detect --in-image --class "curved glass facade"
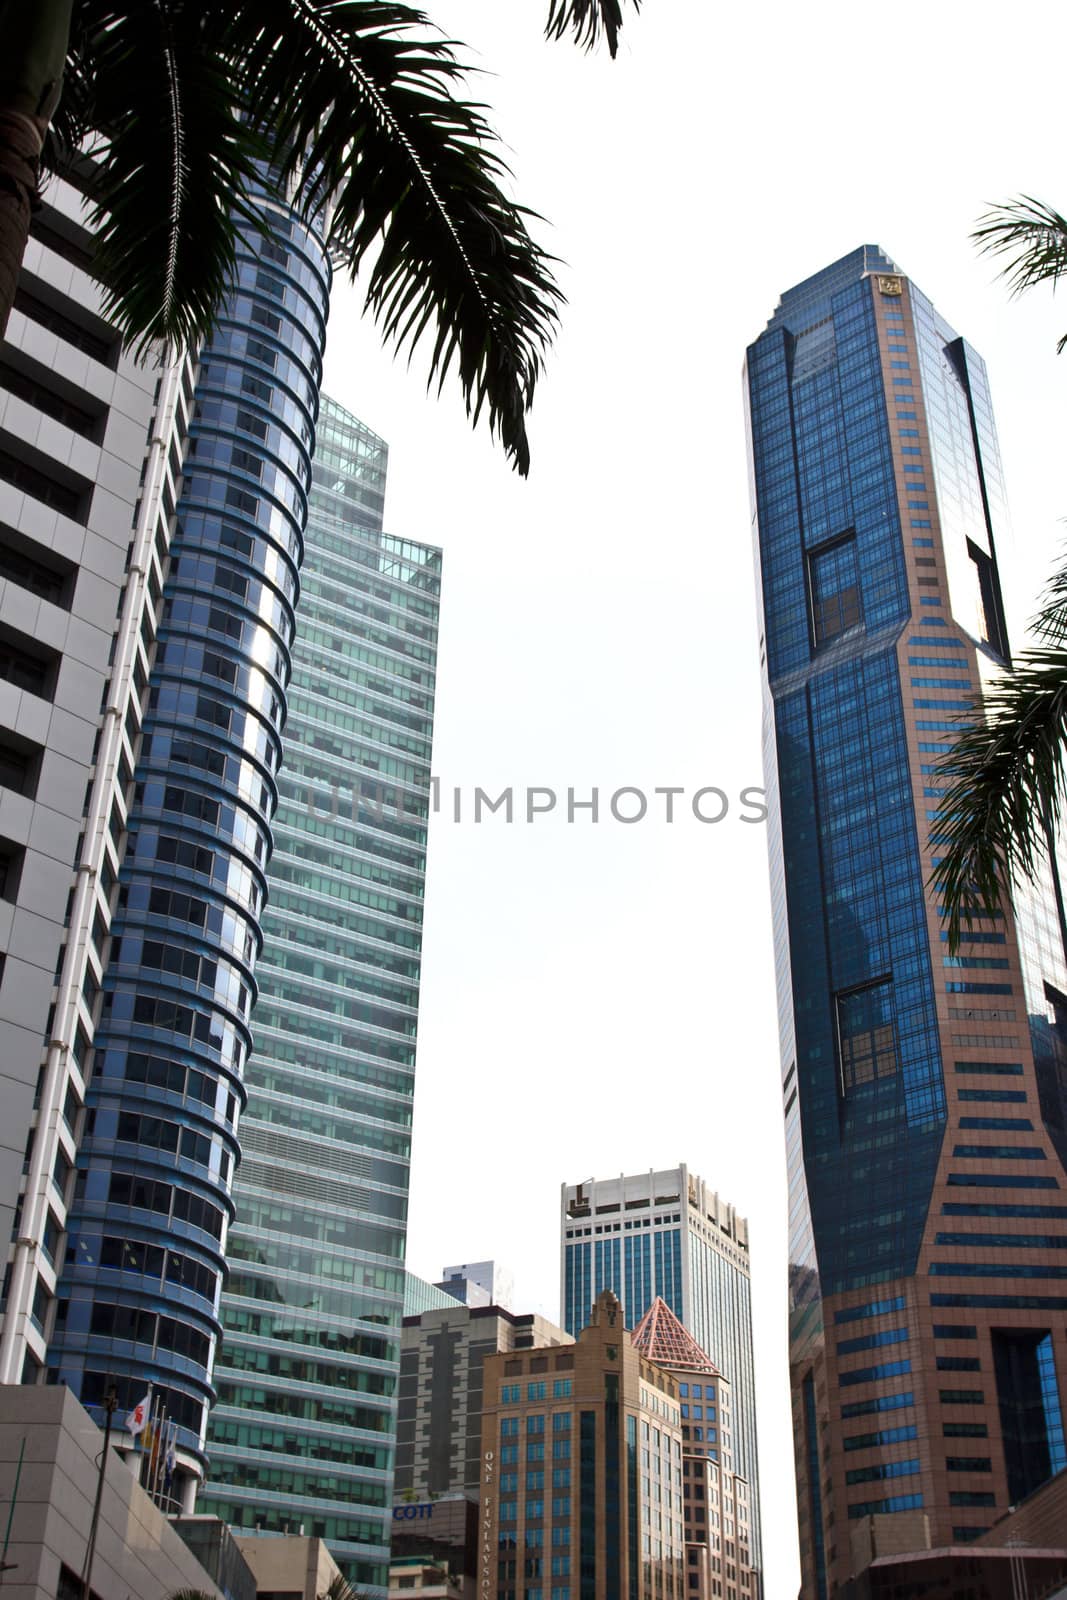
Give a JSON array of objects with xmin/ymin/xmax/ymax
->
[{"xmin": 47, "ymin": 195, "xmax": 330, "ymax": 1464}]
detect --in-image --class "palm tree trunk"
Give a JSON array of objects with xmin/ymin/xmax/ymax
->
[{"xmin": 0, "ymin": 0, "xmax": 74, "ymax": 339}]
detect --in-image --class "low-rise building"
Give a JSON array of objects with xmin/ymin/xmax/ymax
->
[
  {"xmin": 0, "ymin": 1386, "xmax": 247, "ymax": 1600},
  {"xmin": 389, "ymin": 1556, "xmax": 464, "ymax": 1598}
]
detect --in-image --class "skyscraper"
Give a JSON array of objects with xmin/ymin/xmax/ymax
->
[
  {"xmin": 560, "ymin": 1166, "xmax": 761, "ymax": 1576},
  {"xmin": 745, "ymin": 246, "xmax": 1067, "ymax": 1594},
  {"xmin": 199, "ymin": 396, "xmax": 441, "ymax": 1594},
  {"xmin": 41, "ymin": 183, "xmax": 330, "ymax": 1506},
  {"xmin": 0, "ymin": 158, "xmax": 190, "ymax": 1390}
]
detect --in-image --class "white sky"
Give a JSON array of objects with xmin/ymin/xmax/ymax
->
[{"xmin": 320, "ymin": 5, "xmax": 1067, "ymax": 1591}]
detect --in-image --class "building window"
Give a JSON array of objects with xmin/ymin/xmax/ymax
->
[
  {"xmin": 808, "ymin": 533, "xmax": 861, "ymax": 648},
  {"xmin": 837, "ymin": 977, "xmax": 897, "ymax": 1091}
]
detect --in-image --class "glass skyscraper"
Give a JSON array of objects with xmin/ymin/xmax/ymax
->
[
  {"xmin": 560, "ymin": 1166, "xmax": 761, "ymax": 1582},
  {"xmin": 200, "ymin": 396, "xmax": 441, "ymax": 1594},
  {"xmin": 46, "ymin": 187, "xmax": 331, "ymax": 1501},
  {"xmin": 745, "ymin": 247, "xmax": 1067, "ymax": 1594}
]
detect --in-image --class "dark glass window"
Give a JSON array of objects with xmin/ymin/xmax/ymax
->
[
  {"xmin": 837, "ymin": 978, "xmax": 897, "ymax": 1090},
  {"xmin": 993, "ymin": 1329, "xmax": 1067, "ymax": 1502},
  {"xmin": 809, "ymin": 533, "xmax": 861, "ymax": 647}
]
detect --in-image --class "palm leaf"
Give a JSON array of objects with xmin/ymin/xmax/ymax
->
[
  {"xmin": 544, "ymin": 0, "xmax": 638, "ymax": 57},
  {"xmin": 973, "ymin": 196, "xmax": 1067, "ymax": 352},
  {"xmin": 931, "ymin": 644, "xmax": 1067, "ymax": 949},
  {"xmin": 74, "ymin": 2, "xmax": 264, "ymax": 356},
  {"xmin": 228, "ymin": 1, "xmax": 562, "ymax": 475}
]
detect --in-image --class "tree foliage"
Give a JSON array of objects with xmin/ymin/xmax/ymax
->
[
  {"xmin": 933, "ymin": 195, "xmax": 1067, "ymax": 943},
  {"xmin": 8, "ymin": 0, "xmax": 643, "ymax": 474}
]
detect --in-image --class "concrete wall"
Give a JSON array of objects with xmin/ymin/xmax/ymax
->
[
  {"xmin": 233, "ymin": 1533, "xmax": 342, "ymax": 1600},
  {"xmin": 0, "ymin": 1385, "xmax": 225, "ymax": 1600}
]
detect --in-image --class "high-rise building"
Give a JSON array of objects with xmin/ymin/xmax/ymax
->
[
  {"xmin": 478, "ymin": 1289, "xmax": 687, "ymax": 1600},
  {"xmin": 396, "ymin": 1299, "xmax": 570, "ymax": 1505},
  {"xmin": 199, "ymin": 395, "xmax": 440, "ymax": 1592},
  {"xmin": 39, "ymin": 182, "xmax": 331, "ymax": 1508},
  {"xmin": 0, "ymin": 159, "xmax": 190, "ymax": 1396},
  {"xmin": 631, "ymin": 1298, "xmax": 758, "ymax": 1600},
  {"xmin": 745, "ymin": 246, "xmax": 1067, "ymax": 1594},
  {"xmin": 560, "ymin": 1166, "xmax": 760, "ymax": 1573}
]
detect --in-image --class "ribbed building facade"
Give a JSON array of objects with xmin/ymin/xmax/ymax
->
[
  {"xmin": 0, "ymin": 161, "xmax": 189, "ymax": 1393},
  {"xmin": 745, "ymin": 247, "xmax": 1067, "ymax": 1595},
  {"xmin": 200, "ymin": 396, "xmax": 441, "ymax": 1593},
  {"xmin": 39, "ymin": 183, "xmax": 331, "ymax": 1496},
  {"xmin": 560, "ymin": 1166, "xmax": 761, "ymax": 1577}
]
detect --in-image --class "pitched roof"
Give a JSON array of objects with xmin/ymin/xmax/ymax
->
[{"xmin": 630, "ymin": 1297, "xmax": 721, "ymax": 1376}]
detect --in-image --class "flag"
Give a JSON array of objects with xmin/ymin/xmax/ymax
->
[
  {"xmin": 164, "ymin": 1422, "xmax": 176, "ymax": 1487},
  {"xmin": 126, "ymin": 1392, "xmax": 151, "ymax": 1434}
]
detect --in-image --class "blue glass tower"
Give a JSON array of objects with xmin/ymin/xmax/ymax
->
[
  {"xmin": 746, "ymin": 248, "xmax": 1067, "ymax": 1593},
  {"xmin": 47, "ymin": 190, "xmax": 330, "ymax": 1488}
]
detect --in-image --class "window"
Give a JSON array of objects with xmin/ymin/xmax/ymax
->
[
  {"xmin": 837, "ymin": 978, "xmax": 897, "ymax": 1090},
  {"xmin": 993, "ymin": 1328, "xmax": 1067, "ymax": 1502},
  {"xmin": 0, "ymin": 620, "xmax": 59, "ymax": 698},
  {"xmin": 0, "ymin": 839, "xmax": 23, "ymax": 902},
  {"xmin": 0, "ymin": 730, "xmax": 41, "ymax": 797},
  {"xmin": 0, "ymin": 522, "xmax": 76, "ymax": 606},
  {"xmin": 809, "ymin": 533, "xmax": 861, "ymax": 647}
]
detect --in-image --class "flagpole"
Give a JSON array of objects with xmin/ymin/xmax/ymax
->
[
  {"xmin": 137, "ymin": 1386, "xmax": 155, "ymax": 1490},
  {"xmin": 150, "ymin": 1408, "xmax": 167, "ymax": 1506},
  {"xmin": 81, "ymin": 1387, "xmax": 117, "ymax": 1600}
]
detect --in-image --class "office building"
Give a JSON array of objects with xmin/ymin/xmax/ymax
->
[
  {"xmin": 560, "ymin": 1166, "xmax": 760, "ymax": 1572},
  {"xmin": 396, "ymin": 1300, "xmax": 570, "ymax": 1504},
  {"xmin": 390, "ymin": 1495, "xmax": 480, "ymax": 1600},
  {"xmin": 631, "ymin": 1298, "xmax": 758, "ymax": 1600},
  {"xmin": 39, "ymin": 181, "xmax": 330, "ymax": 1507},
  {"xmin": 0, "ymin": 159, "xmax": 190, "ymax": 1395},
  {"xmin": 439, "ymin": 1261, "xmax": 515, "ymax": 1311},
  {"xmin": 478, "ymin": 1289, "xmax": 686, "ymax": 1600},
  {"xmin": 405, "ymin": 1271, "xmax": 466, "ymax": 1318},
  {"xmin": 745, "ymin": 246, "xmax": 1067, "ymax": 1594},
  {"xmin": 199, "ymin": 396, "xmax": 441, "ymax": 1593},
  {"xmin": 0, "ymin": 1385, "xmax": 252, "ymax": 1600}
]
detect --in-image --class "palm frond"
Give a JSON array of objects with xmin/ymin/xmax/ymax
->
[
  {"xmin": 973, "ymin": 196, "xmax": 1067, "ymax": 353},
  {"xmin": 931, "ymin": 647, "xmax": 1067, "ymax": 949},
  {"xmin": 230, "ymin": 1, "xmax": 563, "ymax": 475},
  {"xmin": 73, "ymin": 2, "xmax": 264, "ymax": 354},
  {"xmin": 1030, "ymin": 542, "xmax": 1067, "ymax": 644},
  {"xmin": 544, "ymin": 0, "xmax": 637, "ymax": 58}
]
